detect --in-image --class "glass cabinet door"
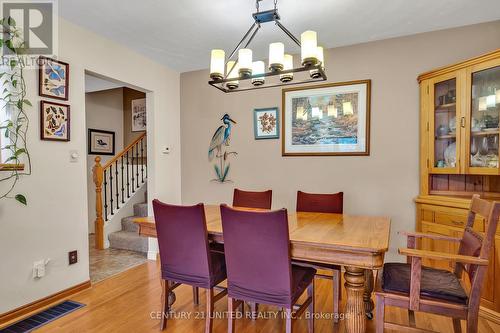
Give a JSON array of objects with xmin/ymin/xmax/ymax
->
[
  {"xmin": 432, "ymin": 78, "xmax": 459, "ymax": 172},
  {"xmin": 469, "ymin": 65, "xmax": 500, "ymax": 172}
]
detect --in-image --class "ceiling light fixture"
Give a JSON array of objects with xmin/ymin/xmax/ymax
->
[{"xmin": 208, "ymin": 0, "xmax": 327, "ymax": 93}]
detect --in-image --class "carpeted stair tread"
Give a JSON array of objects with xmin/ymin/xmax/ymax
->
[
  {"xmin": 121, "ymin": 216, "xmax": 141, "ymax": 232},
  {"xmin": 108, "ymin": 230, "xmax": 148, "ymax": 253},
  {"xmin": 133, "ymin": 202, "xmax": 148, "ymax": 217}
]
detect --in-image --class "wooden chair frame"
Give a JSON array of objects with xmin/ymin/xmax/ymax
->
[
  {"xmin": 161, "ymin": 280, "xmax": 227, "ymax": 333},
  {"xmin": 375, "ymin": 195, "xmax": 500, "ymax": 333},
  {"xmin": 227, "ymin": 280, "xmax": 315, "ymax": 333}
]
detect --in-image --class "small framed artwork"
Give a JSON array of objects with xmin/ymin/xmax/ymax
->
[
  {"xmin": 282, "ymin": 80, "xmax": 371, "ymax": 156},
  {"xmin": 40, "ymin": 101, "xmax": 70, "ymax": 141},
  {"xmin": 253, "ymin": 107, "xmax": 279, "ymax": 140},
  {"xmin": 38, "ymin": 56, "xmax": 69, "ymax": 101},
  {"xmin": 131, "ymin": 98, "xmax": 146, "ymax": 132},
  {"xmin": 88, "ymin": 129, "xmax": 115, "ymax": 155}
]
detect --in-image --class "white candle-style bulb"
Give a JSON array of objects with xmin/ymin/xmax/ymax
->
[
  {"xmin": 280, "ymin": 54, "xmax": 294, "ymax": 82},
  {"xmin": 210, "ymin": 49, "xmax": 225, "ymax": 80},
  {"xmin": 496, "ymin": 89, "xmax": 500, "ymax": 105},
  {"xmin": 238, "ymin": 48, "xmax": 253, "ymax": 76},
  {"xmin": 301, "ymin": 30, "xmax": 318, "ymax": 66},
  {"xmin": 269, "ymin": 42, "xmax": 284, "ymax": 71},
  {"xmin": 252, "ymin": 61, "xmax": 265, "ymax": 86},
  {"xmin": 226, "ymin": 61, "xmax": 239, "ymax": 90}
]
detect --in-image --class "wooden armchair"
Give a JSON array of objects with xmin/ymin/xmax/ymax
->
[{"xmin": 374, "ymin": 195, "xmax": 500, "ymax": 333}]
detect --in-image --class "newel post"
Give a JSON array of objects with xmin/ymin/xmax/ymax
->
[{"xmin": 93, "ymin": 156, "xmax": 105, "ymax": 249}]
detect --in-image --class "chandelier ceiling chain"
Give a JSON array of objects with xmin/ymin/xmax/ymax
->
[{"xmin": 209, "ymin": 0, "xmax": 327, "ymax": 93}]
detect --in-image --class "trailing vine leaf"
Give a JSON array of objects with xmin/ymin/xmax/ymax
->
[
  {"xmin": 14, "ymin": 194, "xmax": 26, "ymax": 205},
  {"xmin": 0, "ymin": 16, "xmax": 32, "ymax": 205}
]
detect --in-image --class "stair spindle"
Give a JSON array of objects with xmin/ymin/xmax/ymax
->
[
  {"xmin": 136, "ymin": 142, "xmax": 139, "ymax": 188},
  {"xmin": 131, "ymin": 145, "xmax": 135, "ymax": 193},
  {"xmin": 141, "ymin": 138, "xmax": 144, "ymax": 183},
  {"xmin": 115, "ymin": 160, "xmax": 119, "ymax": 210},
  {"xmin": 126, "ymin": 151, "xmax": 130, "ymax": 198},
  {"xmin": 103, "ymin": 168, "xmax": 108, "ymax": 221},
  {"xmin": 109, "ymin": 164, "xmax": 114, "ymax": 216},
  {"xmin": 121, "ymin": 156, "xmax": 125, "ymax": 203}
]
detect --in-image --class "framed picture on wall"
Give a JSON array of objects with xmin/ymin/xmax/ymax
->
[
  {"xmin": 253, "ymin": 107, "xmax": 279, "ymax": 139},
  {"xmin": 40, "ymin": 101, "xmax": 70, "ymax": 141},
  {"xmin": 88, "ymin": 129, "xmax": 115, "ymax": 155},
  {"xmin": 38, "ymin": 56, "xmax": 69, "ymax": 101},
  {"xmin": 282, "ymin": 80, "xmax": 371, "ymax": 156},
  {"xmin": 131, "ymin": 98, "xmax": 146, "ymax": 132}
]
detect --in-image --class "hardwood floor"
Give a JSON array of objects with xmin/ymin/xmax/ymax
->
[{"xmin": 5, "ymin": 261, "xmax": 500, "ymax": 332}]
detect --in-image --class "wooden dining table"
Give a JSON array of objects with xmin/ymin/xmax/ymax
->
[{"xmin": 134, "ymin": 205, "xmax": 391, "ymax": 333}]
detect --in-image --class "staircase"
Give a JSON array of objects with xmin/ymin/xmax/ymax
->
[
  {"xmin": 92, "ymin": 132, "xmax": 147, "ymax": 250},
  {"xmin": 108, "ymin": 193, "xmax": 149, "ymax": 253}
]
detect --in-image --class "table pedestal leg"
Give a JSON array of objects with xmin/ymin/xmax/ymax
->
[
  {"xmin": 344, "ymin": 266, "xmax": 366, "ymax": 333},
  {"xmin": 363, "ymin": 270, "xmax": 374, "ymax": 320}
]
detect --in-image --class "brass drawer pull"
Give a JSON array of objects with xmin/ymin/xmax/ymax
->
[{"xmin": 451, "ymin": 220, "xmax": 463, "ymax": 226}]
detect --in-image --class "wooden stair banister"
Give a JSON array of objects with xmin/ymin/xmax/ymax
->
[{"xmin": 93, "ymin": 133, "xmax": 147, "ymax": 249}]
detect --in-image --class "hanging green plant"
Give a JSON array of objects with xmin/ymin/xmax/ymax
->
[{"xmin": 0, "ymin": 17, "xmax": 32, "ymax": 205}]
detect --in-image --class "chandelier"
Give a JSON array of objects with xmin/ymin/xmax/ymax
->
[{"xmin": 208, "ymin": 0, "xmax": 327, "ymax": 93}]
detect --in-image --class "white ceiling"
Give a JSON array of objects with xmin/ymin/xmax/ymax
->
[
  {"xmin": 60, "ymin": 0, "xmax": 500, "ymax": 72},
  {"xmin": 85, "ymin": 74, "xmax": 123, "ymax": 93}
]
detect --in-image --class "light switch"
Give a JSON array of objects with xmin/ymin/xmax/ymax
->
[{"xmin": 70, "ymin": 150, "xmax": 79, "ymax": 162}]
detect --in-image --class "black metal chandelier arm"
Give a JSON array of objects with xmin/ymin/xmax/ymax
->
[
  {"xmin": 274, "ymin": 20, "xmax": 301, "ymax": 47},
  {"xmin": 224, "ymin": 23, "xmax": 261, "ymax": 80},
  {"xmin": 225, "ymin": 22, "xmax": 257, "ymax": 65}
]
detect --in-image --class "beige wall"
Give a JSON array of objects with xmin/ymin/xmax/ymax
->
[
  {"xmin": 85, "ymin": 88, "xmax": 125, "ymax": 234},
  {"xmin": 123, "ymin": 87, "xmax": 146, "ymax": 146},
  {"xmin": 181, "ymin": 21, "xmax": 500, "ymax": 261},
  {"xmin": 0, "ymin": 18, "xmax": 181, "ymax": 314}
]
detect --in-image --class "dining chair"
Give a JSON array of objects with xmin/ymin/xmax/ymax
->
[
  {"xmin": 294, "ymin": 190, "xmax": 343, "ymax": 324},
  {"xmin": 152, "ymin": 200, "xmax": 228, "ymax": 333},
  {"xmin": 220, "ymin": 204, "xmax": 316, "ymax": 333},
  {"xmin": 233, "ymin": 188, "xmax": 272, "ymax": 209},
  {"xmin": 374, "ymin": 195, "xmax": 500, "ymax": 333}
]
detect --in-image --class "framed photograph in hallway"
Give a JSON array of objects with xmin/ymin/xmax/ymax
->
[
  {"xmin": 282, "ymin": 80, "xmax": 371, "ymax": 156},
  {"xmin": 253, "ymin": 107, "xmax": 279, "ymax": 140},
  {"xmin": 88, "ymin": 129, "xmax": 115, "ymax": 155},
  {"xmin": 131, "ymin": 98, "xmax": 146, "ymax": 132},
  {"xmin": 40, "ymin": 101, "xmax": 70, "ymax": 141},
  {"xmin": 38, "ymin": 56, "xmax": 69, "ymax": 101}
]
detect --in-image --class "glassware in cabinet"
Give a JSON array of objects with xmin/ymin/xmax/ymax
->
[
  {"xmin": 432, "ymin": 78, "xmax": 459, "ymax": 171},
  {"xmin": 469, "ymin": 66, "xmax": 500, "ymax": 170}
]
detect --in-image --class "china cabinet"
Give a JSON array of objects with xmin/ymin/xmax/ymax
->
[{"xmin": 416, "ymin": 49, "xmax": 500, "ymax": 323}]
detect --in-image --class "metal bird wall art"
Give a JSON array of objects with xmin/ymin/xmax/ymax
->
[{"xmin": 208, "ymin": 114, "xmax": 237, "ymax": 183}]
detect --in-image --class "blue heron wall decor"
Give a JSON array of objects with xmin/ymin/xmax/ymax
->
[{"xmin": 208, "ymin": 114, "xmax": 237, "ymax": 182}]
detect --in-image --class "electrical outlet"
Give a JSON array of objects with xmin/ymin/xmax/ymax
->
[{"xmin": 69, "ymin": 250, "xmax": 78, "ymax": 265}]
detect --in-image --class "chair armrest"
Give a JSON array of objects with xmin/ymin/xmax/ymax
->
[
  {"xmin": 399, "ymin": 231, "xmax": 461, "ymax": 243},
  {"xmin": 399, "ymin": 248, "xmax": 489, "ymax": 265}
]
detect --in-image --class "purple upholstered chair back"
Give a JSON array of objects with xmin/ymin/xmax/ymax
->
[
  {"xmin": 220, "ymin": 204, "xmax": 293, "ymax": 306},
  {"xmin": 296, "ymin": 191, "xmax": 344, "ymax": 214},
  {"xmin": 152, "ymin": 200, "xmax": 212, "ymax": 286},
  {"xmin": 233, "ymin": 188, "xmax": 272, "ymax": 209}
]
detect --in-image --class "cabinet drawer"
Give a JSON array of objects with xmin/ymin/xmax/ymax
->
[{"xmin": 434, "ymin": 211, "xmax": 467, "ymax": 228}]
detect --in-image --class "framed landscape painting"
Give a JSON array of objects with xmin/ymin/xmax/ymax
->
[
  {"xmin": 282, "ymin": 80, "xmax": 371, "ymax": 156},
  {"xmin": 253, "ymin": 107, "xmax": 279, "ymax": 139},
  {"xmin": 40, "ymin": 101, "xmax": 70, "ymax": 141},
  {"xmin": 88, "ymin": 129, "xmax": 115, "ymax": 155},
  {"xmin": 38, "ymin": 56, "xmax": 69, "ymax": 101}
]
